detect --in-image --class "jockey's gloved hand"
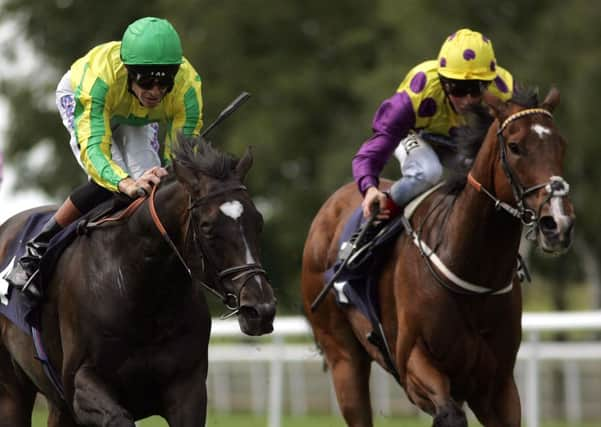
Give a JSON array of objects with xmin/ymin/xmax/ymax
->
[
  {"xmin": 362, "ymin": 187, "xmax": 392, "ymax": 220},
  {"xmin": 118, "ymin": 167, "xmax": 167, "ymax": 198}
]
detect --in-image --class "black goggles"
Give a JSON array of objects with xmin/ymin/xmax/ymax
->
[
  {"xmin": 131, "ymin": 73, "xmax": 175, "ymax": 90},
  {"xmin": 444, "ymin": 79, "xmax": 490, "ymax": 98}
]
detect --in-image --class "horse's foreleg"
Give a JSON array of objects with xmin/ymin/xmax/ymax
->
[
  {"xmin": 469, "ymin": 376, "xmax": 521, "ymax": 427},
  {"xmin": 0, "ymin": 343, "xmax": 37, "ymax": 427},
  {"xmin": 162, "ymin": 359, "xmax": 208, "ymax": 427},
  {"xmin": 405, "ymin": 346, "xmax": 467, "ymax": 427},
  {"xmin": 47, "ymin": 402, "xmax": 79, "ymax": 427},
  {"xmin": 71, "ymin": 366, "xmax": 135, "ymax": 427},
  {"xmin": 312, "ymin": 321, "xmax": 373, "ymax": 427}
]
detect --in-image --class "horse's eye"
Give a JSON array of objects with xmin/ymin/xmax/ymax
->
[
  {"xmin": 199, "ymin": 221, "xmax": 213, "ymax": 236},
  {"xmin": 508, "ymin": 142, "xmax": 521, "ymax": 155}
]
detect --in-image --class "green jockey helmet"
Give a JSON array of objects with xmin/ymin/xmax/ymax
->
[
  {"xmin": 121, "ymin": 17, "xmax": 183, "ymax": 66},
  {"xmin": 437, "ymin": 28, "xmax": 497, "ymax": 81}
]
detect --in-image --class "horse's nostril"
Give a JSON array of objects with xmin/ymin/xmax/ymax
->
[
  {"xmin": 239, "ymin": 306, "xmax": 260, "ymax": 320},
  {"xmin": 539, "ymin": 216, "xmax": 557, "ymax": 235}
]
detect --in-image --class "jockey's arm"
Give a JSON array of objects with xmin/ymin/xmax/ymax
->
[
  {"xmin": 75, "ymin": 81, "xmax": 129, "ymax": 193},
  {"xmin": 352, "ymin": 91, "xmax": 416, "ymax": 212},
  {"xmin": 164, "ymin": 68, "xmax": 204, "ymax": 163}
]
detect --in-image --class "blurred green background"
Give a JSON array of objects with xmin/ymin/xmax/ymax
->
[{"xmin": 1, "ymin": 0, "xmax": 600, "ymax": 314}]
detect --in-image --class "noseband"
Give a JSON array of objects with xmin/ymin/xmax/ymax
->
[
  {"xmin": 147, "ymin": 184, "xmax": 268, "ymax": 318},
  {"xmin": 468, "ymin": 108, "xmax": 570, "ymax": 235}
]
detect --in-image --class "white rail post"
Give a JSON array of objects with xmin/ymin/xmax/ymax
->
[
  {"xmin": 250, "ymin": 361, "xmax": 266, "ymax": 414},
  {"xmin": 525, "ymin": 330, "xmax": 540, "ymax": 427},
  {"xmin": 288, "ymin": 362, "xmax": 307, "ymax": 415},
  {"xmin": 268, "ymin": 334, "xmax": 284, "ymax": 427},
  {"xmin": 563, "ymin": 360, "xmax": 581, "ymax": 425}
]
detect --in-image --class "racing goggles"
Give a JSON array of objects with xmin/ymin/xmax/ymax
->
[
  {"xmin": 127, "ymin": 65, "xmax": 179, "ymax": 91},
  {"xmin": 132, "ymin": 72, "xmax": 175, "ymax": 90},
  {"xmin": 443, "ymin": 79, "xmax": 490, "ymax": 98}
]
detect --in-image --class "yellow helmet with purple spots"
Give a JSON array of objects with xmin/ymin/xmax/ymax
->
[{"xmin": 437, "ymin": 29, "xmax": 497, "ymax": 81}]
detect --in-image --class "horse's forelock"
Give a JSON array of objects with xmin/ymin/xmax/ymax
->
[
  {"xmin": 172, "ymin": 136, "xmax": 239, "ymax": 180},
  {"xmin": 510, "ymin": 84, "xmax": 539, "ymax": 108}
]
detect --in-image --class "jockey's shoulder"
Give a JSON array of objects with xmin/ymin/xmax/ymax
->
[
  {"xmin": 399, "ymin": 60, "xmax": 440, "ymax": 83},
  {"xmin": 489, "ymin": 65, "xmax": 513, "ymax": 101},
  {"xmin": 396, "ymin": 60, "xmax": 444, "ymax": 100}
]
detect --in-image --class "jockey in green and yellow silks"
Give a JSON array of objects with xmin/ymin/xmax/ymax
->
[
  {"xmin": 69, "ymin": 33, "xmax": 203, "ymax": 191},
  {"xmin": 7, "ymin": 17, "xmax": 204, "ymax": 298}
]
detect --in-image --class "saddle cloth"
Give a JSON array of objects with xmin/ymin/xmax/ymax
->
[{"xmin": 0, "ymin": 196, "xmax": 132, "ymax": 334}]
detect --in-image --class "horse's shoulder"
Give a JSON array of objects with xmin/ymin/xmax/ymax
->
[{"xmin": 409, "ymin": 186, "xmax": 456, "ymax": 226}]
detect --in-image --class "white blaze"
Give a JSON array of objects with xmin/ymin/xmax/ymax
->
[{"xmin": 219, "ymin": 200, "xmax": 263, "ymax": 288}]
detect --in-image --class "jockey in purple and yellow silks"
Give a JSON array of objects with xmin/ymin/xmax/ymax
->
[
  {"xmin": 7, "ymin": 17, "xmax": 203, "ymax": 298},
  {"xmin": 353, "ymin": 28, "xmax": 513, "ymax": 222}
]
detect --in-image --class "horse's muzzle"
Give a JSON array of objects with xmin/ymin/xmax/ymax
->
[
  {"xmin": 238, "ymin": 301, "xmax": 276, "ymax": 336},
  {"xmin": 537, "ymin": 212, "xmax": 575, "ymax": 255}
]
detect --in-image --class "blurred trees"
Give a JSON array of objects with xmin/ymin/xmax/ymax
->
[{"xmin": 0, "ymin": 0, "xmax": 599, "ymax": 312}]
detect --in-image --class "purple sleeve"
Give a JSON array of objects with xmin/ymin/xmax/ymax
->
[{"xmin": 352, "ymin": 91, "xmax": 416, "ymax": 195}]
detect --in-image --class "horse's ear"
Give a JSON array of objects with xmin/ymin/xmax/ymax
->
[
  {"xmin": 542, "ymin": 87, "xmax": 560, "ymax": 112},
  {"xmin": 483, "ymin": 91, "xmax": 507, "ymax": 120},
  {"xmin": 236, "ymin": 146, "xmax": 254, "ymax": 181}
]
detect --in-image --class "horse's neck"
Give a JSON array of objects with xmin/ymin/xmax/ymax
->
[
  {"xmin": 127, "ymin": 180, "xmax": 190, "ymax": 279},
  {"xmin": 429, "ymin": 126, "xmax": 522, "ymax": 288}
]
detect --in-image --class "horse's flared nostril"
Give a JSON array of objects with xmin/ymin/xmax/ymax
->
[{"xmin": 539, "ymin": 216, "xmax": 558, "ymax": 237}]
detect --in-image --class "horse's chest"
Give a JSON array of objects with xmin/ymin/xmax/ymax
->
[
  {"xmin": 91, "ymin": 312, "xmax": 209, "ymax": 378},
  {"xmin": 94, "ymin": 330, "xmax": 207, "ymax": 383}
]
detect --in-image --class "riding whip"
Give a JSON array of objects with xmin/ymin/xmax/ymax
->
[
  {"xmin": 136, "ymin": 91, "xmax": 252, "ymax": 198},
  {"xmin": 200, "ymin": 91, "xmax": 251, "ymax": 139}
]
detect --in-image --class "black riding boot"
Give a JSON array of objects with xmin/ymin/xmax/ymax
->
[
  {"xmin": 6, "ymin": 217, "xmax": 63, "ymax": 299},
  {"xmin": 338, "ymin": 219, "xmax": 384, "ymax": 267}
]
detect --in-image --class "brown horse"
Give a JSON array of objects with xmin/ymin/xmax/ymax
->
[
  {"xmin": 301, "ymin": 88, "xmax": 574, "ymax": 427},
  {"xmin": 0, "ymin": 138, "xmax": 276, "ymax": 426}
]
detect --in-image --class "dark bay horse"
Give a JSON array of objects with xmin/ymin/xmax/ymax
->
[
  {"xmin": 301, "ymin": 88, "xmax": 574, "ymax": 427},
  {"xmin": 0, "ymin": 138, "xmax": 276, "ymax": 426}
]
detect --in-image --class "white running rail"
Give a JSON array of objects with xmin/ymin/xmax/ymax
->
[{"xmin": 209, "ymin": 312, "xmax": 601, "ymax": 427}]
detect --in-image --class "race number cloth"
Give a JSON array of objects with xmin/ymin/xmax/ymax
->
[{"xmin": 0, "ymin": 212, "xmax": 55, "ymax": 333}]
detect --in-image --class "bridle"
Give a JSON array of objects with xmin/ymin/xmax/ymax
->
[
  {"xmin": 467, "ymin": 108, "xmax": 570, "ymax": 238},
  {"xmin": 408, "ymin": 107, "xmax": 570, "ymax": 296},
  {"xmin": 147, "ymin": 183, "xmax": 268, "ymax": 318}
]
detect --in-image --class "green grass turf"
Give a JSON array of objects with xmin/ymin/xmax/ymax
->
[{"xmin": 31, "ymin": 408, "xmax": 601, "ymax": 427}]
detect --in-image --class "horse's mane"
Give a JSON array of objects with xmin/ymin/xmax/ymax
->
[
  {"xmin": 167, "ymin": 136, "xmax": 239, "ymax": 182},
  {"xmin": 442, "ymin": 84, "xmax": 539, "ymax": 193}
]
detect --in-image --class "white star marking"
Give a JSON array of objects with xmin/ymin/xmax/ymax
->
[
  {"xmin": 532, "ymin": 124, "xmax": 551, "ymax": 138},
  {"xmin": 220, "ymin": 200, "xmax": 244, "ymax": 220}
]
